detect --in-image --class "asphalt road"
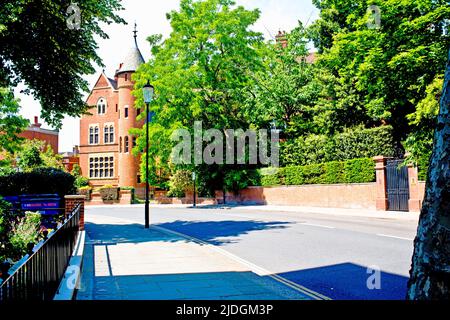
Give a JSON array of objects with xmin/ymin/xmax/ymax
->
[{"xmin": 85, "ymin": 205, "xmax": 418, "ymax": 300}]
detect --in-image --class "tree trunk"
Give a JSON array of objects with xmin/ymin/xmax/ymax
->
[{"xmin": 407, "ymin": 50, "xmax": 450, "ymax": 300}]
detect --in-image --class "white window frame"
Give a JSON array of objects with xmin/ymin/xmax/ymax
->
[
  {"xmin": 89, "ymin": 153, "xmax": 114, "ymax": 179},
  {"xmin": 104, "ymin": 123, "xmax": 115, "ymax": 144},
  {"xmin": 89, "ymin": 124, "xmax": 100, "ymax": 145},
  {"xmin": 97, "ymin": 98, "xmax": 107, "ymax": 115}
]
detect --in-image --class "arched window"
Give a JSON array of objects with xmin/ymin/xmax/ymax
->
[
  {"xmin": 124, "ymin": 136, "xmax": 129, "ymax": 153},
  {"xmin": 124, "ymin": 106, "xmax": 129, "ymax": 119},
  {"xmin": 119, "ymin": 137, "xmax": 122, "ymax": 153},
  {"xmin": 97, "ymin": 98, "xmax": 107, "ymax": 115}
]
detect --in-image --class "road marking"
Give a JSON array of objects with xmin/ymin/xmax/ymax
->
[
  {"xmin": 377, "ymin": 234, "xmax": 414, "ymax": 241},
  {"xmin": 300, "ymin": 223, "xmax": 336, "ymax": 229}
]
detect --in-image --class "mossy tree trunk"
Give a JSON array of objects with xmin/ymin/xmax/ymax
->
[{"xmin": 407, "ymin": 51, "xmax": 450, "ymax": 300}]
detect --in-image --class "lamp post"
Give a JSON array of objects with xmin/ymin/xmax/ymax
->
[
  {"xmin": 192, "ymin": 171, "xmax": 197, "ymax": 208},
  {"xmin": 142, "ymin": 81, "xmax": 154, "ymax": 229}
]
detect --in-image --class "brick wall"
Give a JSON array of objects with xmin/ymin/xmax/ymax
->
[{"xmin": 216, "ymin": 184, "xmax": 377, "ymax": 209}]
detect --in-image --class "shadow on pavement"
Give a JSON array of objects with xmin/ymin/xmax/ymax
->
[
  {"xmin": 278, "ymin": 262, "xmax": 409, "ymax": 300},
  {"xmin": 154, "ymin": 220, "xmax": 291, "ymax": 245},
  {"xmin": 85, "ymin": 219, "xmax": 291, "ymax": 246}
]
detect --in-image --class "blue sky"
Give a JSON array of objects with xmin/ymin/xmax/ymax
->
[{"xmin": 16, "ymin": 0, "xmax": 319, "ymax": 152}]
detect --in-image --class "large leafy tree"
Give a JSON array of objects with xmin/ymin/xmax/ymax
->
[
  {"xmin": 0, "ymin": 0, "xmax": 125, "ymax": 128},
  {"xmin": 309, "ymin": 0, "xmax": 449, "ymax": 152},
  {"xmin": 407, "ymin": 50, "xmax": 449, "ymax": 300},
  {"xmin": 243, "ymin": 24, "xmax": 321, "ymax": 138},
  {"xmin": 132, "ymin": 0, "xmax": 264, "ymax": 194}
]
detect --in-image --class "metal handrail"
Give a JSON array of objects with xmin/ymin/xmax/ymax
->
[{"xmin": 0, "ymin": 204, "xmax": 81, "ymax": 301}]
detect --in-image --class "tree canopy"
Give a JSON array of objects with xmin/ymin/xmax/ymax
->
[
  {"xmin": 0, "ymin": 0, "xmax": 125, "ymax": 128},
  {"xmin": 132, "ymin": 0, "xmax": 265, "ymax": 194}
]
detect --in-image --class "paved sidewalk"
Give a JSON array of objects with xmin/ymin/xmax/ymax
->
[{"xmin": 76, "ymin": 215, "xmax": 315, "ymax": 300}]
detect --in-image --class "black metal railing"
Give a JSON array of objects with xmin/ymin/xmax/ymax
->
[{"xmin": 0, "ymin": 204, "xmax": 81, "ymax": 301}]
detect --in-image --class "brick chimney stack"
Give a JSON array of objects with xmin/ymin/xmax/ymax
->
[
  {"xmin": 32, "ymin": 116, "xmax": 42, "ymax": 128},
  {"xmin": 275, "ymin": 31, "xmax": 288, "ymax": 48}
]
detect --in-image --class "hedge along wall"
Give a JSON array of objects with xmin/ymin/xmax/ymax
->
[
  {"xmin": 280, "ymin": 125, "xmax": 395, "ymax": 167},
  {"xmin": 256, "ymin": 158, "xmax": 375, "ymax": 187}
]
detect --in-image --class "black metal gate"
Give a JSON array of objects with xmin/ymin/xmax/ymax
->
[{"xmin": 386, "ymin": 159, "xmax": 409, "ymax": 212}]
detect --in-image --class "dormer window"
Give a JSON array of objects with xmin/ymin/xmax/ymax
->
[{"xmin": 97, "ymin": 98, "xmax": 107, "ymax": 115}]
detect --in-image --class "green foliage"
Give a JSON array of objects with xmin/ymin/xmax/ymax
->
[
  {"xmin": 0, "ymin": 168, "xmax": 76, "ymax": 197},
  {"xmin": 243, "ymin": 24, "xmax": 321, "ymax": 137},
  {"xmin": 1, "ymin": 199, "xmax": 41, "ymax": 263},
  {"xmin": 0, "ymin": 0, "xmax": 125, "ymax": 127},
  {"xmin": 72, "ymin": 164, "xmax": 89, "ymax": 188},
  {"xmin": 8, "ymin": 212, "xmax": 41, "ymax": 260},
  {"xmin": 281, "ymin": 134, "xmax": 329, "ymax": 167},
  {"xmin": 342, "ymin": 158, "xmax": 376, "ymax": 183},
  {"xmin": 224, "ymin": 169, "xmax": 260, "ymax": 193},
  {"xmin": 9, "ymin": 139, "xmax": 64, "ymax": 172},
  {"xmin": 281, "ymin": 126, "xmax": 395, "ymax": 166},
  {"xmin": 309, "ymin": 0, "xmax": 449, "ymax": 147},
  {"xmin": 257, "ymin": 167, "xmax": 282, "ymax": 187},
  {"xmin": 133, "ymin": 0, "xmax": 265, "ymax": 188},
  {"xmin": 167, "ymin": 170, "xmax": 193, "ymax": 198},
  {"xmin": 258, "ymin": 158, "xmax": 375, "ymax": 187},
  {"xmin": 329, "ymin": 126, "xmax": 396, "ymax": 161},
  {"xmin": 0, "ymin": 87, "xmax": 29, "ymax": 154},
  {"xmin": 0, "ymin": 199, "xmax": 13, "ymax": 262},
  {"xmin": 403, "ymin": 76, "xmax": 443, "ymax": 181}
]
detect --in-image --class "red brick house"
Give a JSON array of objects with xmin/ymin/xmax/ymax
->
[
  {"xmin": 79, "ymin": 33, "xmax": 145, "ymax": 192},
  {"xmin": 19, "ymin": 116, "xmax": 59, "ymax": 153}
]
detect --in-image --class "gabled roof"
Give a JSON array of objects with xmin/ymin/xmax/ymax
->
[{"xmin": 116, "ymin": 43, "xmax": 145, "ymax": 75}]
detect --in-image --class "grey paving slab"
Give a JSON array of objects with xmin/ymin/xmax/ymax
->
[{"xmin": 77, "ymin": 214, "xmax": 312, "ymax": 300}]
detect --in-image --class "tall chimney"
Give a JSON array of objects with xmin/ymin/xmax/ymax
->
[
  {"xmin": 33, "ymin": 116, "xmax": 42, "ymax": 128},
  {"xmin": 275, "ymin": 31, "xmax": 288, "ymax": 48}
]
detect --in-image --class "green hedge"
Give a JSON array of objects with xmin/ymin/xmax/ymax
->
[
  {"xmin": 252, "ymin": 158, "xmax": 375, "ymax": 187},
  {"xmin": 0, "ymin": 168, "xmax": 76, "ymax": 197},
  {"xmin": 281, "ymin": 125, "xmax": 395, "ymax": 167}
]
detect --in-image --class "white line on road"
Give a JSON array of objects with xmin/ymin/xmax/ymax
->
[
  {"xmin": 300, "ymin": 223, "xmax": 336, "ymax": 229},
  {"xmin": 377, "ymin": 234, "xmax": 414, "ymax": 241}
]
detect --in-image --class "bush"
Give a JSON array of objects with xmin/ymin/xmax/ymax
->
[
  {"xmin": 8, "ymin": 212, "xmax": 41, "ymax": 260},
  {"xmin": 224, "ymin": 169, "xmax": 260, "ymax": 193},
  {"xmin": 262, "ymin": 158, "xmax": 375, "ymax": 187},
  {"xmin": 281, "ymin": 126, "xmax": 396, "ymax": 166},
  {"xmin": 168, "ymin": 170, "xmax": 194, "ymax": 197},
  {"xmin": 257, "ymin": 167, "xmax": 282, "ymax": 187},
  {"xmin": 342, "ymin": 158, "xmax": 376, "ymax": 183},
  {"xmin": 330, "ymin": 126, "xmax": 396, "ymax": 161},
  {"xmin": 0, "ymin": 168, "xmax": 76, "ymax": 197},
  {"xmin": 75, "ymin": 176, "xmax": 89, "ymax": 188},
  {"xmin": 281, "ymin": 135, "xmax": 329, "ymax": 167}
]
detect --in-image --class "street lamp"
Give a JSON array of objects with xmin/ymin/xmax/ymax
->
[
  {"xmin": 142, "ymin": 81, "xmax": 154, "ymax": 229},
  {"xmin": 192, "ymin": 171, "xmax": 197, "ymax": 208}
]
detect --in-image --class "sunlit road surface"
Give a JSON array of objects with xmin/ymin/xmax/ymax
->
[{"xmin": 85, "ymin": 205, "xmax": 418, "ymax": 300}]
